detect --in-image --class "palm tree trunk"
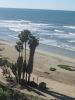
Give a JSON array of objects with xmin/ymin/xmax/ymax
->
[
  {"xmin": 25, "ymin": 42, "xmax": 27, "ymax": 81},
  {"xmin": 28, "ymin": 73, "xmax": 31, "ymax": 82},
  {"xmin": 21, "ymin": 50, "xmax": 23, "ymax": 57},
  {"xmin": 22, "ymin": 42, "xmax": 27, "ymax": 80},
  {"xmin": 27, "ymin": 48, "xmax": 35, "ymax": 82},
  {"xmin": 25, "ymin": 42, "xmax": 26, "ymax": 61},
  {"xmin": 23, "ymin": 72, "xmax": 25, "ymax": 80},
  {"xmin": 26, "ymin": 73, "xmax": 27, "ymax": 82}
]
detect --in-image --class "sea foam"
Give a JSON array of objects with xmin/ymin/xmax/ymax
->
[{"xmin": 0, "ymin": 19, "xmax": 75, "ymax": 52}]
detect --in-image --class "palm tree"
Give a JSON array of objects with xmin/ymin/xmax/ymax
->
[
  {"xmin": 15, "ymin": 41, "xmax": 23, "ymax": 57},
  {"xmin": 27, "ymin": 36, "xmax": 39, "ymax": 82},
  {"xmin": 17, "ymin": 56, "xmax": 23, "ymax": 83},
  {"xmin": 15, "ymin": 41, "xmax": 23, "ymax": 83},
  {"xmin": 18, "ymin": 30, "xmax": 31, "ymax": 80}
]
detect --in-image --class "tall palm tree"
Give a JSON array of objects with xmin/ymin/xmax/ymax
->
[
  {"xmin": 15, "ymin": 41, "xmax": 23, "ymax": 83},
  {"xmin": 15, "ymin": 41, "xmax": 23, "ymax": 57},
  {"xmin": 17, "ymin": 56, "xmax": 23, "ymax": 83},
  {"xmin": 18, "ymin": 30, "xmax": 31, "ymax": 80},
  {"xmin": 27, "ymin": 36, "xmax": 39, "ymax": 82}
]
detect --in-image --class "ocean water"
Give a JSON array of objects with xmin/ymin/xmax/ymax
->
[{"xmin": 0, "ymin": 8, "xmax": 75, "ymax": 58}]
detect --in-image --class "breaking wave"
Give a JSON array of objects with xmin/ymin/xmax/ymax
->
[{"xmin": 0, "ymin": 19, "xmax": 75, "ymax": 51}]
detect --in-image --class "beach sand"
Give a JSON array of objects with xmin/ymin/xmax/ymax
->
[{"xmin": 0, "ymin": 40, "xmax": 75, "ymax": 99}]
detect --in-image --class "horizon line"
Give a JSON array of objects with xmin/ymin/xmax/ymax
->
[{"xmin": 0, "ymin": 7, "xmax": 75, "ymax": 12}]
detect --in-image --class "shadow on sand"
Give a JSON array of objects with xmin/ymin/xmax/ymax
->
[
  {"xmin": 6, "ymin": 80, "xmax": 75, "ymax": 100},
  {"xmin": 20, "ymin": 80, "xmax": 75, "ymax": 100},
  {"xmin": 43, "ymin": 89, "xmax": 75, "ymax": 100}
]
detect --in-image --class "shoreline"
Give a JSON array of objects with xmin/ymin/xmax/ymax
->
[
  {"xmin": 38, "ymin": 43, "xmax": 75, "ymax": 59},
  {"xmin": 0, "ymin": 39, "xmax": 75, "ymax": 63},
  {"xmin": 36, "ymin": 49, "xmax": 75, "ymax": 63}
]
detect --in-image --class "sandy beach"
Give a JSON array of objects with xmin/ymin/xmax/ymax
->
[{"xmin": 0, "ymin": 40, "xmax": 75, "ymax": 99}]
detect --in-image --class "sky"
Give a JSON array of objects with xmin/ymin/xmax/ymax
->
[{"xmin": 0, "ymin": 0, "xmax": 75, "ymax": 11}]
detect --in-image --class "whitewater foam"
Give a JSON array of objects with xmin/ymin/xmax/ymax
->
[
  {"xmin": 64, "ymin": 26, "xmax": 75, "ymax": 29},
  {"xmin": 54, "ymin": 29, "xmax": 64, "ymax": 33},
  {"xmin": 0, "ymin": 19, "xmax": 75, "ymax": 52},
  {"xmin": 40, "ymin": 38, "xmax": 75, "ymax": 51}
]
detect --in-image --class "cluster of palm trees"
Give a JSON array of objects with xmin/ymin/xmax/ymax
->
[{"xmin": 12, "ymin": 30, "xmax": 39, "ymax": 83}]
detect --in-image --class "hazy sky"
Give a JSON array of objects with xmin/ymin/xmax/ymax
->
[{"xmin": 0, "ymin": 0, "xmax": 75, "ymax": 11}]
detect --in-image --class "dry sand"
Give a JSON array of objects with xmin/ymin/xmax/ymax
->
[{"xmin": 0, "ymin": 40, "xmax": 75, "ymax": 99}]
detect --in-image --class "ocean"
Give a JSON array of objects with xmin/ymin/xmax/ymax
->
[{"xmin": 0, "ymin": 8, "xmax": 75, "ymax": 58}]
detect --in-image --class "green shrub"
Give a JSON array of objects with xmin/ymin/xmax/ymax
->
[
  {"xmin": 58, "ymin": 65, "xmax": 75, "ymax": 71},
  {"xmin": 0, "ymin": 88, "xmax": 10, "ymax": 100},
  {"xmin": 6, "ymin": 76, "xmax": 14, "ymax": 83}
]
